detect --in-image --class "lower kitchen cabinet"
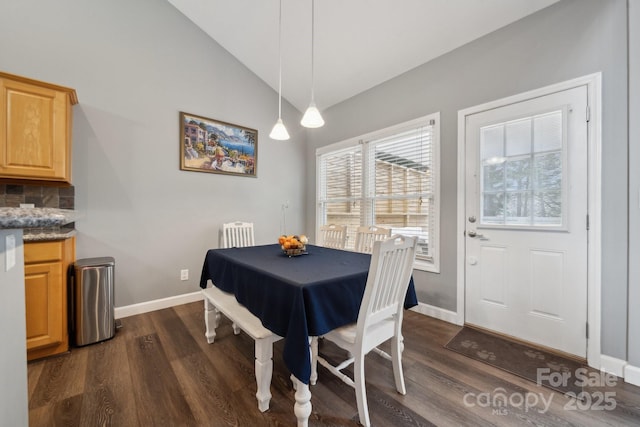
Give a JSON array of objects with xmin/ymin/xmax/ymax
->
[{"xmin": 24, "ymin": 237, "xmax": 75, "ymax": 361}]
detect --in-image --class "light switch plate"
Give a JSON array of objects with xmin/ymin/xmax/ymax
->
[{"xmin": 5, "ymin": 234, "xmax": 16, "ymax": 272}]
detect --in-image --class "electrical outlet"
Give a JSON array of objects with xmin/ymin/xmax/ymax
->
[{"xmin": 180, "ymin": 269, "xmax": 189, "ymax": 281}]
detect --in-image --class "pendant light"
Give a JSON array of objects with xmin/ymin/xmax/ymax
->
[
  {"xmin": 300, "ymin": 0, "xmax": 325, "ymax": 128},
  {"xmin": 270, "ymin": 0, "xmax": 290, "ymax": 140}
]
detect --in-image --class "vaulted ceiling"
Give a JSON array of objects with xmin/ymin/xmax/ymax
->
[{"xmin": 168, "ymin": 0, "xmax": 559, "ymax": 112}]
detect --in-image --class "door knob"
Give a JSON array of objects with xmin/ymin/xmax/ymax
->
[
  {"xmin": 468, "ymin": 216, "xmax": 476, "ymax": 223},
  {"xmin": 467, "ymin": 230, "xmax": 486, "ymax": 239}
]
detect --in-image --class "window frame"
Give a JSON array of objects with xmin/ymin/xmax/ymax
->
[{"xmin": 316, "ymin": 113, "xmax": 440, "ymax": 273}]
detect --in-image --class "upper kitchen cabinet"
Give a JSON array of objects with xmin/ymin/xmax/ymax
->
[{"xmin": 0, "ymin": 71, "xmax": 78, "ymax": 183}]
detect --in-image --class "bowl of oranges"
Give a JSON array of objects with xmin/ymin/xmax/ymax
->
[{"xmin": 279, "ymin": 234, "xmax": 309, "ymax": 257}]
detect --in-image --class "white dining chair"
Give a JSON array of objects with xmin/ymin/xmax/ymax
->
[
  {"xmin": 353, "ymin": 225, "xmax": 391, "ymax": 254},
  {"xmin": 222, "ymin": 221, "xmax": 255, "ymax": 248},
  {"xmin": 313, "ymin": 235, "xmax": 418, "ymax": 427},
  {"xmin": 319, "ymin": 224, "xmax": 347, "ymax": 249}
]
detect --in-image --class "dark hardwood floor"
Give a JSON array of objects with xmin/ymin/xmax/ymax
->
[{"xmin": 28, "ymin": 302, "xmax": 640, "ymax": 426}]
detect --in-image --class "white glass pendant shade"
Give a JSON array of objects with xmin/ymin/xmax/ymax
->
[
  {"xmin": 301, "ymin": 100, "xmax": 325, "ymax": 128},
  {"xmin": 269, "ymin": 118, "xmax": 290, "ymax": 140}
]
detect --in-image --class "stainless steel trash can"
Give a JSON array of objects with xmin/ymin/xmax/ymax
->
[{"xmin": 71, "ymin": 257, "xmax": 115, "ymax": 346}]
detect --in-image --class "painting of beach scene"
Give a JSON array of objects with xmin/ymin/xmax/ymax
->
[{"xmin": 179, "ymin": 111, "xmax": 257, "ymax": 177}]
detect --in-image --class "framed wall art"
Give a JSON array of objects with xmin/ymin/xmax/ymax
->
[{"xmin": 180, "ymin": 111, "xmax": 257, "ymax": 177}]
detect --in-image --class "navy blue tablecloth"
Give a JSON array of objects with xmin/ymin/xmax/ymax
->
[{"xmin": 199, "ymin": 244, "xmax": 418, "ymax": 384}]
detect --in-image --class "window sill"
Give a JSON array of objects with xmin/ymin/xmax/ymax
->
[{"xmin": 414, "ymin": 258, "xmax": 439, "ymax": 273}]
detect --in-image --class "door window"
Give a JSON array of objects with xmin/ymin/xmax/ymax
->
[{"xmin": 480, "ymin": 110, "xmax": 566, "ymax": 228}]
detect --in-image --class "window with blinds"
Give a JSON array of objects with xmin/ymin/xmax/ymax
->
[{"xmin": 317, "ymin": 113, "xmax": 440, "ymax": 272}]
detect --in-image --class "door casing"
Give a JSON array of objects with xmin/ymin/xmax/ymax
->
[{"xmin": 456, "ymin": 73, "xmax": 602, "ymax": 369}]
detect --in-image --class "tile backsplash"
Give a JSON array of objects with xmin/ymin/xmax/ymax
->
[{"xmin": 0, "ymin": 183, "xmax": 74, "ymax": 209}]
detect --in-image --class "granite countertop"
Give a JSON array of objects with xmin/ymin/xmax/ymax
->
[
  {"xmin": 22, "ymin": 227, "xmax": 76, "ymax": 242},
  {"xmin": 0, "ymin": 207, "xmax": 77, "ymax": 231}
]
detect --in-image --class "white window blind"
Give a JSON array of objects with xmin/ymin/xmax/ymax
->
[
  {"xmin": 317, "ymin": 113, "xmax": 440, "ymax": 272},
  {"xmin": 318, "ymin": 145, "xmax": 363, "ymax": 248}
]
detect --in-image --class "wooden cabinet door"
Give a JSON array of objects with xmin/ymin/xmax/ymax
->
[
  {"xmin": 24, "ymin": 261, "xmax": 65, "ymax": 352},
  {"xmin": 24, "ymin": 237, "xmax": 74, "ymax": 360},
  {"xmin": 0, "ymin": 76, "xmax": 73, "ymax": 182}
]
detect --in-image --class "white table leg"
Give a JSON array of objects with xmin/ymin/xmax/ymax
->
[
  {"xmin": 293, "ymin": 378, "xmax": 311, "ymax": 427},
  {"xmin": 204, "ymin": 297, "xmax": 220, "ymax": 344},
  {"xmin": 293, "ymin": 335, "xmax": 314, "ymax": 426}
]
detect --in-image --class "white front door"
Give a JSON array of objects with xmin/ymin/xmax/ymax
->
[{"xmin": 465, "ymin": 85, "xmax": 589, "ymax": 358}]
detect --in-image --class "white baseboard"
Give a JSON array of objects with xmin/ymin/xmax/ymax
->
[
  {"xmin": 115, "ymin": 291, "xmax": 204, "ymax": 319},
  {"xmin": 624, "ymin": 364, "xmax": 640, "ymax": 387},
  {"xmin": 411, "ymin": 302, "xmax": 461, "ymax": 325},
  {"xmin": 599, "ymin": 354, "xmax": 627, "ymax": 377}
]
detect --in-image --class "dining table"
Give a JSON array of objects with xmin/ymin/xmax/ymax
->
[{"xmin": 199, "ymin": 243, "xmax": 418, "ymax": 426}]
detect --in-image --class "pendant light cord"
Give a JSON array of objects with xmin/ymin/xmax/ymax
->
[
  {"xmin": 310, "ymin": 0, "xmax": 315, "ymax": 100},
  {"xmin": 277, "ymin": 0, "xmax": 283, "ymax": 118}
]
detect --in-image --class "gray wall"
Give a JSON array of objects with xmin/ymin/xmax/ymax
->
[
  {"xmin": 0, "ymin": 0, "xmax": 307, "ymax": 306},
  {"xmin": 0, "ymin": 229, "xmax": 28, "ymax": 426},
  {"xmin": 628, "ymin": 0, "xmax": 640, "ymax": 367},
  {"xmin": 305, "ymin": 0, "xmax": 630, "ymax": 359}
]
